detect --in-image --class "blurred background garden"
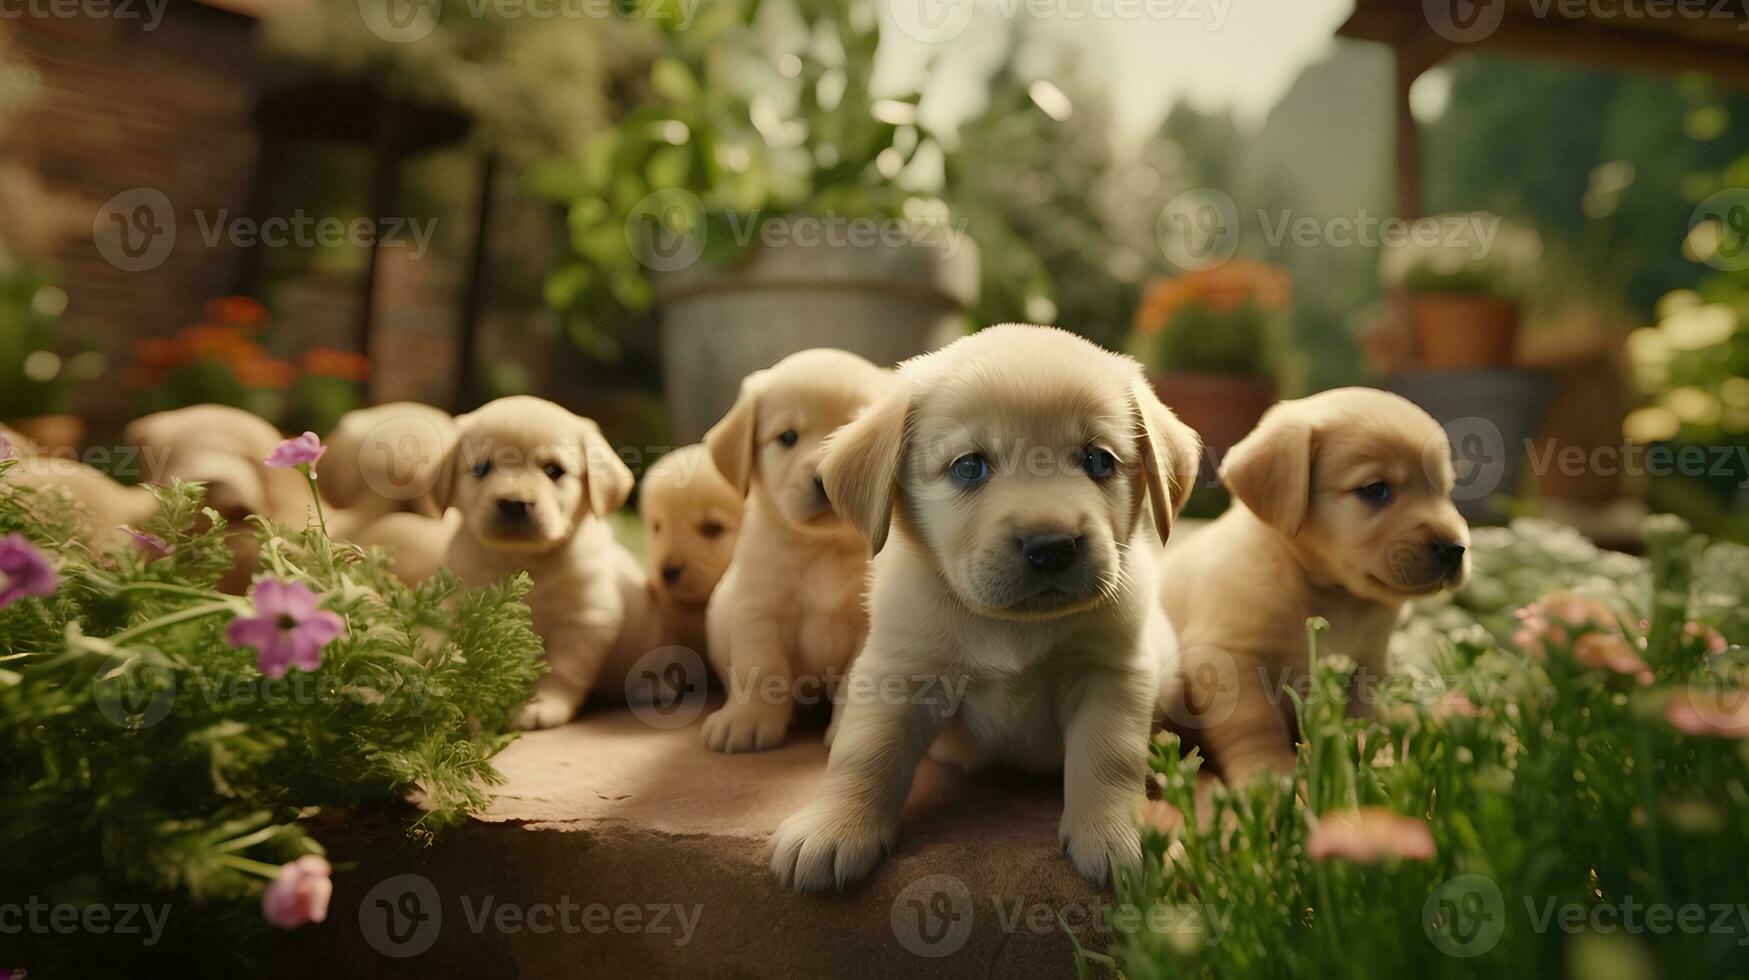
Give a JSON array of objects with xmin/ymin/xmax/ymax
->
[{"xmin": 3, "ymin": 0, "xmax": 1748, "ymax": 544}]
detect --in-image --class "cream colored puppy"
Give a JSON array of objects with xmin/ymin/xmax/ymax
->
[
  {"xmin": 638, "ymin": 445, "xmax": 742, "ymax": 654},
  {"xmin": 1162, "ymin": 388, "xmax": 1470, "ymax": 783},
  {"xmin": 1, "ymin": 424, "xmax": 157, "ymax": 553},
  {"xmin": 432, "ymin": 396, "xmax": 660, "ymax": 730},
  {"xmin": 125, "ymin": 405, "xmax": 313, "ymax": 591},
  {"xmin": 700, "ymin": 349, "xmax": 893, "ymax": 753},
  {"xmin": 769, "ymin": 325, "xmax": 1200, "ymax": 890},
  {"xmin": 320, "ymin": 402, "xmax": 456, "ymax": 537}
]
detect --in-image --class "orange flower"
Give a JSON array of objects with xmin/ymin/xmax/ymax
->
[
  {"xmin": 1133, "ymin": 260, "xmax": 1293, "ymax": 335},
  {"xmin": 301, "ymin": 347, "xmax": 371, "ymax": 383},
  {"xmin": 179, "ymin": 324, "xmax": 253, "ymax": 361},
  {"xmin": 233, "ymin": 357, "xmax": 298, "ymax": 390},
  {"xmin": 134, "ymin": 337, "xmax": 184, "ymax": 370},
  {"xmin": 1306, "ymin": 808, "xmax": 1435, "ymax": 863},
  {"xmin": 205, "ymin": 296, "xmax": 270, "ymax": 330}
]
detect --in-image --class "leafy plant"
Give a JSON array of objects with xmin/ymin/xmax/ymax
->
[
  {"xmin": 1129, "ymin": 261, "xmax": 1292, "ymax": 377},
  {"xmin": 0, "ymin": 460, "xmax": 544, "ymax": 970},
  {"xmin": 0, "ymin": 270, "xmax": 92, "ymax": 419},
  {"xmin": 1106, "ymin": 516, "xmax": 1749, "ymax": 979},
  {"xmin": 1379, "ymin": 212, "xmax": 1543, "ymax": 300}
]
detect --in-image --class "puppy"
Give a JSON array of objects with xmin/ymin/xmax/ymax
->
[
  {"xmin": 769, "ymin": 325, "xmax": 1200, "ymax": 890},
  {"xmin": 1, "ymin": 424, "xmax": 157, "ymax": 553},
  {"xmin": 700, "ymin": 349, "xmax": 893, "ymax": 753},
  {"xmin": 125, "ymin": 405, "xmax": 314, "ymax": 592},
  {"xmin": 1161, "ymin": 388, "xmax": 1470, "ymax": 783},
  {"xmin": 638, "ymin": 445, "xmax": 742, "ymax": 654},
  {"xmin": 432, "ymin": 396, "xmax": 660, "ymax": 730},
  {"xmin": 320, "ymin": 402, "xmax": 456, "ymax": 537}
]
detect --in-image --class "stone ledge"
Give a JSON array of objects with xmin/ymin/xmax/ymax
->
[{"xmin": 283, "ymin": 707, "xmax": 1111, "ymax": 979}]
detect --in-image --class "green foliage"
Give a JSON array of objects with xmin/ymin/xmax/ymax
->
[
  {"xmin": 0, "ymin": 463, "xmax": 544, "ymax": 967},
  {"xmin": 0, "ymin": 270, "xmax": 79, "ymax": 418},
  {"xmin": 1133, "ymin": 300, "xmax": 1281, "ymax": 377},
  {"xmin": 1110, "ymin": 517, "xmax": 1749, "ymax": 979}
]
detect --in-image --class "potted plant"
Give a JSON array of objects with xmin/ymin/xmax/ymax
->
[
  {"xmin": 529, "ymin": 1, "xmax": 991, "ymax": 440},
  {"xmin": 1130, "ymin": 260, "xmax": 1292, "ymax": 464},
  {"xmin": 131, "ymin": 297, "xmax": 298, "ymax": 425},
  {"xmin": 1379, "ymin": 212, "xmax": 1541, "ymax": 368}
]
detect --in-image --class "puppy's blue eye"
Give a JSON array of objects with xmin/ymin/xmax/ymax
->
[
  {"xmin": 777, "ymin": 430, "xmax": 799, "ymax": 448},
  {"xmin": 1082, "ymin": 447, "xmax": 1117, "ymax": 482},
  {"xmin": 949, "ymin": 453, "xmax": 991, "ymax": 486},
  {"xmin": 472, "ymin": 460, "xmax": 493, "ymax": 478},
  {"xmin": 1356, "ymin": 481, "xmax": 1392, "ymax": 503},
  {"xmin": 543, "ymin": 463, "xmax": 566, "ymax": 481}
]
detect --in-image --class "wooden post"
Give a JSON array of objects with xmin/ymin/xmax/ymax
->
[
  {"xmin": 455, "ymin": 151, "xmax": 497, "ymax": 412},
  {"xmin": 356, "ymin": 96, "xmax": 403, "ymax": 404}
]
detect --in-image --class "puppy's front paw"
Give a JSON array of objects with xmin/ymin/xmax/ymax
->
[
  {"xmin": 701, "ymin": 702, "xmax": 790, "ymax": 753},
  {"xmin": 512, "ymin": 691, "xmax": 580, "ymax": 731},
  {"xmin": 1060, "ymin": 809, "xmax": 1144, "ymax": 886},
  {"xmin": 769, "ymin": 800, "xmax": 893, "ymax": 892}
]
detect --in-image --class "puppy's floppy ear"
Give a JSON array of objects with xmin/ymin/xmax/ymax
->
[
  {"xmin": 1220, "ymin": 403, "xmax": 1312, "ymax": 537},
  {"xmin": 819, "ymin": 385, "xmax": 911, "ymax": 555},
  {"xmin": 703, "ymin": 371, "xmax": 764, "ymax": 496},
  {"xmin": 427, "ymin": 412, "xmax": 472, "ymax": 515},
  {"xmin": 1129, "ymin": 376, "xmax": 1202, "ymax": 545},
  {"xmin": 577, "ymin": 416, "xmax": 635, "ymax": 516}
]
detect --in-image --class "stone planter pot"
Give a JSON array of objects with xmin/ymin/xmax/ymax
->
[
  {"xmin": 1149, "ymin": 372, "xmax": 1275, "ymax": 480},
  {"xmin": 654, "ymin": 228, "xmax": 979, "ymax": 443},
  {"xmin": 1411, "ymin": 293, "xmax": 1519, "ymax": 369},
  {"xmin": 1383, "ymin": 369, "xmax": 1554, "ymax": 524},
  {"xmin": 3, "ymin": 414, "xmax": 84, "ymax": 455}
]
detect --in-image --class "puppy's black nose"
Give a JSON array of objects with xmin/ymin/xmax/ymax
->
[
  {"xmin": 1020, "ymin": 532, "xmax": 1078, "ymax": 575},
  {"xmin": 497, "ymin": 498, "xmax": 531, "ymax": 519},
  {"xmin": 1431, "ymin": 540, "xmax": 1466, "ymax": 570},
  {"xmin": 661, "ymin": 564, "xmax": 684, "ymax": 585}
]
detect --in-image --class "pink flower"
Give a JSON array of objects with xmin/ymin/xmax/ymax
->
[
  {"xmin": 1684, "ymin": 622, "xmax": 1729, "ymax": 655},
  {"xmin": 1572, "ymin": 633, "xmax": 1654, "ymax": 686},
  {"xmin": 224, "ymin": 579, "xmax": 344, "ymax": 678},
  {"xmin": 1513, "ymin": 591, "xmax": 1622, "ymax": 659},
  {"xmin": 265, "ymin": 431, "xmax": 326, "ymax": 473},
  {"xmin": 0, "ymin": 432, "xmax": 13, "ymax": 460},
  {"xmin": 1665, "ymin": 688, "xmax": 1749, "ymax": 739},
  {"xmin": 0, "ymin": 534, "xmax": 58, "ymax": 608},
  {"xmin": 1306, "ymin": 807, "xmax": 1436, "ymax": 864},
  {"xmin": 118, "ymin": 525, "xmax": 175, "ymax": 557},
  {"xmin": 262, "ymin": 855, "xmax": 333, "ymax": 929}
]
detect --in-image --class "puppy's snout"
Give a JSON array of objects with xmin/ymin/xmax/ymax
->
[
  {"xmin": 1430, "ymin": 540, "xmax": 1466, "ymax": 571},
  {"xmin": 1019, "ymin": 532, "xmax": 1080, "ymax": 575},
  {"xmin": 496, "ymin": 498, "xmax": 532, "ymax": 520},
  {"xmin": 661, "ymin": 563, "xmax": 684, "ymax": 585}
]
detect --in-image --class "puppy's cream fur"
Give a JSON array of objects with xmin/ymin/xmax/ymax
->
[
  {"xmin": 432, "ymin": 396, "xmax": 660, "ymax": 730},
  {"xmin": 638, "ymin": 445, "xmax": 741, "ymax": 654},
  {"xmin": 700, "ymin": 349, "xmax": 893, "ymax": 753},
  {"xmin": 1, "ymin": 424, "xmax": 157, "ymax": 553},
  {"xmin": 1161, "ymin": 387, "xmax": 1470, "ymax": 782},
  {"xmin": 321, "ymin": 402, "xmax": 456, "ymax": 535},
  {"xmin": 124, "ymin": 405, "xmax": 314, "ymax": 592},
  {"xmin": 769, "ymin": 325, "xmax": 1199, "ymax": 890}
]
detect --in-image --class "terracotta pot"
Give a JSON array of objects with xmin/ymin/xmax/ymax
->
[
  {"xmin": 1149, "ymin": 373, "xmax": 1275, "ymax": 476},
  {"xmin": 3, "ymin": 414, "xmax": 84, "ymax": 455},
  {"xmin": 1411, "ymin": 293, "xmax": 1519, "ymax": 369}
]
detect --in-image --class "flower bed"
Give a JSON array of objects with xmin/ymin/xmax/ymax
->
[
  {"xmin": 1108, "ymin": 518, "xmax": 1749, "ymax": 978},
  {"xmin": 0, "ymin": 452, "xmax": 544, "ymax": 971}
]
